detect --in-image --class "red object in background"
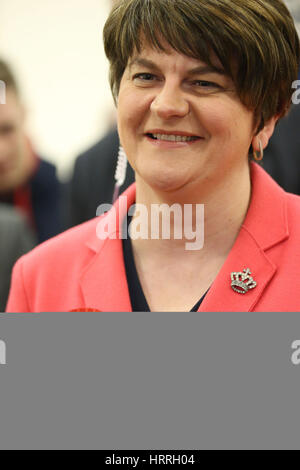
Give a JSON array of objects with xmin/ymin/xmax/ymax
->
[
  {"xmin": 70, "ymin": 308, "xmax": 101, "ymax": 312},
  {"xmin": 13, "ymin": 184, "xmax": 35, "ymax": 229}
]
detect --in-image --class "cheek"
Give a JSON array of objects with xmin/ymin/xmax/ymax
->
[
  {"xmin": 118, "ymin": 92, "xmax": 149, "ymax": 136},
  {"xmin": 194, "ymin": 98, "xmax": 234, "ymax": 136},
  {"xmin": 200, "ymin": 102, "xmax": 253, "ymax": 144},
  {"xmin": 206, "ymin": 110, "xmax": 228, "ymax": 135}
]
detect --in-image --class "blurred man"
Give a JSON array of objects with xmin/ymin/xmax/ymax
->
[
  {"xmin": 67, "ymin": 127, "xmax": 135, "ymax": 226},
  {"xmin": 0, "ymin": 204, "xmax": 35, "ymax": 311},
  {"xmin": 0, "ymin": 59, "xmax": 62, "ymax": 243},
  {"xmin": 67, "ymin": 0, "xmax": 134, "ymax": 227}
]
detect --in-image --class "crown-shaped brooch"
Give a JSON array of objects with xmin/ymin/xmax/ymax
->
[{"xmin": 231, "ymin": 268, "xmax": 257, "ymax": 294}]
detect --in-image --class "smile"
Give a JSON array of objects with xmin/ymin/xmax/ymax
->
[
  {"xmin": 144, "ymin": 129, "xmax": 203, "ymax": 148},
  {"xmin": 147, "ymin": 133, "xmax": 199, "ymax": 142},
  {"xmin": 147, "ymin": 131, "xmax": 202, "ymax": 142}
]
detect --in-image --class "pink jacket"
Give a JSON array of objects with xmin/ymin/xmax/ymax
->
[{"xmin": 6, "ymin": 163, "xmax": 300, "ymax": 312}]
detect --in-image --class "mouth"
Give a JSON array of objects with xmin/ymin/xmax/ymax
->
[{"xmin": 146, "ymin": 133, "xmax": 201, "ymax": 143}]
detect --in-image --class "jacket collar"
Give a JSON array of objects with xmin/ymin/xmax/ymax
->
[
  {"xmin": 243, "ymin": 162, "xmax": 288, "ymax": 250},
  {"xmin": 200, "ymin": 163, "xmax": 289, "ymax": 311},
  {"xmin": 81, "ymin": 184, "xmax": 136, "ymax": 311},
  {"xmin": 81, "ymin": 163, "xmax": 289, "ymax": 311}
]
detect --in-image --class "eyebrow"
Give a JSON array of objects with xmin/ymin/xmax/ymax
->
[{"xmin": 128, "ymin": 57, "xmax": 226, "ymax": 76}]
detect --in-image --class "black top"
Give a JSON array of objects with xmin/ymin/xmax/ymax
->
[
  {"xmin": 122, "ymin": 215, "xmax": 207, "ymax": 312},
  {"xmin": 67, "ymin": 128, "xmax": 136, "ymax": 227},
  {"xmin": 0, "ymin": 159, "xmax": 62, "ymax": 243}
]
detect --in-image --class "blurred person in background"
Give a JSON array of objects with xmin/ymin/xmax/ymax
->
[
  {"xmin": 67, "ymin": 0, "xmax": 134, "ymax": 227},
  {"xmin": 0, "ymin": 59, "xmax": 62, "ymax": 243},
  {"xmin": 0, "ymin": 203, "xmax": 35, "ymax": 311},
  {"xmin": 67, "ymin": 127, "xmax": 134, "ymax": 226}
]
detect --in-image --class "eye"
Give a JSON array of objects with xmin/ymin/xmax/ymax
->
[
  {"xmin": 192, "ymin": 80, "xmax": 220, "ymax": 88},
  {"xmin": 0, "ymin": 125, "xmax": 15, "ymax": 136},
  {"xmin": 133, "ymin": 73, "xmax": 157, "ymax": 82}
]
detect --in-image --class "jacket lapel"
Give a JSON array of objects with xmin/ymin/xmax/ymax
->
[
  {"xmin": 80, "ymin": 236, "xmax": 132, "ymax": 311},
  {"xmin": 199, "ymin": 226, "xmax": 277, "ymax": 311},
  {"xmin": 200, "ymin": 163, "xmax": 289, "ymax": 312},
  {"xmin": 80, "ymin": 185, "xmax": 136, "ymax": 311}
]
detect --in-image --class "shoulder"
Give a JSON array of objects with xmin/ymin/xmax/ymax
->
[
  {"xmin": 20, "ymin": 217, "xmax": 100, "ymax": 263},
  {"xmin": 7, "ymin": 216, "xmax": 107, "ymax": 312},
  {"xmin": 0, "ymin": 205, "xmax": 35, "ymax": 256},
  {"xmin": 31, "ymin": 158, "xmax": 60, "ymax": 189},
  {"xmin": 0, "ymin": 204, "xmax": 21, "ymax": 224},
  {"xmin": 286, "ymin": 192, "xmax": 300, "ymax": 225},
  {"xmin": 0, "ymin": 204, "xmax": 31, "ymax": 233},
  {"xmin": 35, "ymin": 158, "xmax": 57, "ymax": 175},
  {"xmin": 14, "ymin": 181, "xmax": 136, "ymax": 271},
  {"xmin": 286, "ymin": 191, "xmax": 300, "ymax": 205},
  {"xmin": 12, "ymin": 217, "xmax": 105, "ymax": 291},
  {"xmin": 276, "ymin": 191, "xmax": 300, "ymax": 251}
]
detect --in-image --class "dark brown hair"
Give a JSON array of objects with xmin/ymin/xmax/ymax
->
[{"xmin": 103, "ymin": 0, "xmax": 300, "ymax": 130}]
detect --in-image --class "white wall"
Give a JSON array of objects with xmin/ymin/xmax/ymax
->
[{"xmin": 0, "ymin": 0, "xmax": 116, "ymax": 178}]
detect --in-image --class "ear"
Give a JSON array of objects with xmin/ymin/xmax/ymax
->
[{"xmin": 252, "ymin": 116, "xmax": 278, "ymax": 151}]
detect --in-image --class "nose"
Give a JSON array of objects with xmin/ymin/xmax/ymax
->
[{"xmin": 150, "ymin": 82, "xmax": 190, "ymax": 119}]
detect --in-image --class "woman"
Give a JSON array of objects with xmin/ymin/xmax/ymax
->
[{"xmin": 6, "ymin": 0, "xmax": 300, "ymax": 312}]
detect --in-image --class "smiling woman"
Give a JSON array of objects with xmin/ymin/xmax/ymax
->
[
  {"xmin": 117, "ymin": 42, "xmax": 255, "ymax": 197},
  {"xmin": 6, "ymin": 0, "xmax": 300, "ymax": 312}
]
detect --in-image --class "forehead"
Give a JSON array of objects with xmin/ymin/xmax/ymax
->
[{"xmin": 128, "ymin": 41, "xmax": 225, "ymax": 74}]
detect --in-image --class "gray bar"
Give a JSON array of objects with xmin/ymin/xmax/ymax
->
[{"xmin": 0, "ymin": 311, "xmax": 300, "ymax": 449}]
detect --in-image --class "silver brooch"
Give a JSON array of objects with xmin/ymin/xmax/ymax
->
[{"xmin": 231, "ymin": 268, "xmax": 257, "ymax": 294}]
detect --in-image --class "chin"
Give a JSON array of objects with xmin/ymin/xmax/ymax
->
[{"xmin": 143, "ymin": 172, "xmax": 189, "ymax": 193}]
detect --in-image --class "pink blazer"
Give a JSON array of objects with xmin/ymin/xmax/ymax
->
[{"xmin": 6, "ymin": 163, "xmax": 300, "ymax": 312}]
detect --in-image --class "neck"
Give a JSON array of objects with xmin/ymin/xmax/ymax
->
[{"xmin": 131, "ymin": 161, "xmax": 251, "ymax": 258}]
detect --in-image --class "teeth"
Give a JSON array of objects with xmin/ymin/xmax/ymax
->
[{"xmin": 151, "ymin": 133, "xmax": 198, "ymax": 142}]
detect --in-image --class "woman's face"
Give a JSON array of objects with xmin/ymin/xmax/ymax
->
[{"xmin": 117, "ymin": 42, "xmax": 266, "ymax": 194}]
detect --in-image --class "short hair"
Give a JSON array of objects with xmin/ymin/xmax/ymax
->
[
  {"xmin": 103, "ymin": 0, "xmax": 300, "ymax": 130},
  {"xmin": 0, "ymin": 59, "xmax": 19, "ymax": 97}
]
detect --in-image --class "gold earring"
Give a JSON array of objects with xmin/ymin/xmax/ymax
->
[{"xmin": 253, "ymin": 140, "xmax": 264, "ymax": 162}]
